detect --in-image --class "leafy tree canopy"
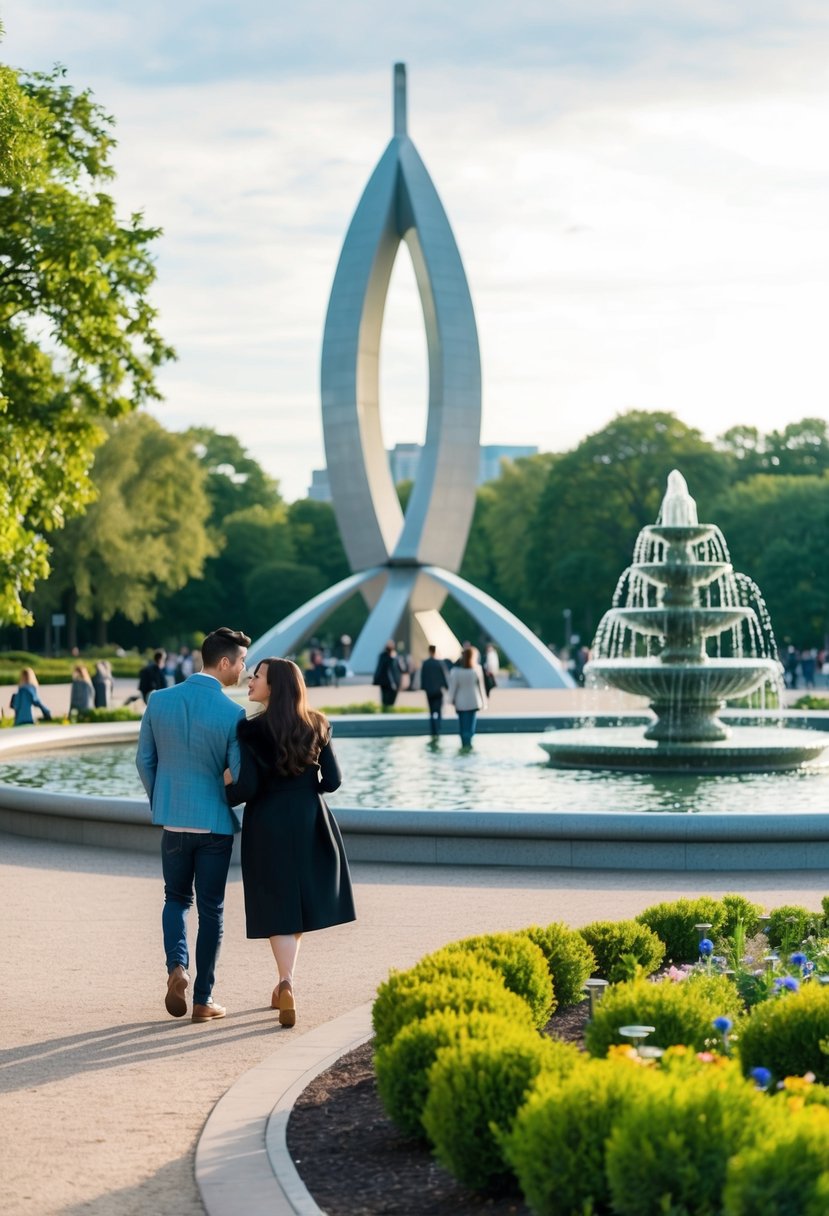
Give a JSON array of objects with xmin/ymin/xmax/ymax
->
[
  {"xmin": 718, "ymin": 418, "xmax": 829, "ymax": 479},
  {"xmin": 0, "ymin": 56, "xmax": 173, "ymax": 625},
  {"xmin": 184, "ymin": 427, "xmax": 282, "ymax": 528},
  {"xmin": 40, "ymin": 414, "xmax": 211, "ymax": 641}
]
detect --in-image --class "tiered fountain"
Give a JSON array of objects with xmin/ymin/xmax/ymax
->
[{"xmin": 541, "ymin": 471, "xmax": 827, "ymax": 773}]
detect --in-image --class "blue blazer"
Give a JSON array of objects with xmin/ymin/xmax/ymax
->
[{"xmin": 136, "ymin": 673, "xmax": 245, "ymax": 834}]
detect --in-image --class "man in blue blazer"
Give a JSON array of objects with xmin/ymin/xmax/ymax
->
[{"xmin": 137, "ymin": 626, "xmax": 250, "ymax": 1022}]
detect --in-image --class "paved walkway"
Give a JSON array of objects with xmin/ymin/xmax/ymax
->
[{"xmin": 2, "ymin": 830, "xmax": 828, "ymax": 1215}]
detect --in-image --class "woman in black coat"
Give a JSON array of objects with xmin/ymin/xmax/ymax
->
[{"xmin": 226, "ymin": 657, "xmax": 355, "ymax": 1027}]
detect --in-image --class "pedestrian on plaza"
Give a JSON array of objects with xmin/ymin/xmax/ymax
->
[
  {"xmin": 482, "ymin": 643, "xmax": 500, "ymax": 696},
  {"xmin": 447, "ymin": 645, "xmax": 488, "ymax": 751},
  {"xmin": 373, "ymin": 641, "xmax": 401, "ymax": 709},
  {"xmin": 420, "ymin": 644, "xmax": 449, "ymax": 738},
  {"xmin": 225, "ymin": 657, "xmax": 355, "ymax": 1029},
  {"xmin": 136, "ymin": 626, "xmax": 250, "ymax": 1023},
  {"xmin": 92, "ymin": 660, "xmax": 114, "ymax": 708},
  {"xmin": 138, "ymin": 650, "xmax": 168, "ymax": 704},
  {"xmin": 10, "ymin": 668, "xmax": 52, "ymax": 726},
  {"xmin": 69, "ymin": 665, "xmax": 95, "ymax": 717}
]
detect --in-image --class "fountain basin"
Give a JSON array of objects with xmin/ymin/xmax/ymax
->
[
  {"xmin": 587, "ymin": 658, "xmax": 779, "ymax": 703},
  {"xmin": 610, "ymin": 607, "xmax": 753, "ymax": 640},
  {"xmin": 635, "ymin": 562, "xmax": 731, "ymax": 589},
  {"xmin": 539, "ymin": 725, "xmax": 828, "ymax": 774}
]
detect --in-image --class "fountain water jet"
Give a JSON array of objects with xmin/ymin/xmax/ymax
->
[{"xmin": 541, "ymin": 471, "xmax": 828, "ymax": 774}]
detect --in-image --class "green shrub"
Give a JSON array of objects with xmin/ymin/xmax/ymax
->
[
  {"xmin": 76, "ymin": 707, "xmax": 141, "ymax": 723},
  {"xmin": 584, "ymin": 974, "xmax": 743, "ymax": 1058},
  {"xmin": 441, "ymin": 932, "xmax": 553, "ymax": 1026},
  {"xmin": 720, "ymin": 892, "xmax": 763, "ymax": 938},
  {"xmin": 375, "ymin": 1010, "xmax": 517, "ymax": 1139},
  {"xmin": 738, "ymin": 983, "xmax": 829, "ymax": 1085},
  {"xmin": 766, "ymin": 904, "xmax": 822, "ymax": 951},
  {"xmin": 579, "ymin": 919, "xmax": 665, "ymax": 982},
  {"xmin": 606, "ymin": 1062, "xmax": 765, "ymax": 1215},
  {"xmin": 504, "ymin": 1057, "xmax": 656, "ymax": 1216},
  {"xmin": 636, "ymin": 896, "xmax": 725, "ymax": 962},
  {"xmin": 520, "ymin": 922, "xmax": 595, "ymax": 1006},
  {"xmin": 372, "ymin": 954, "xmax": 534, "ymax": 1049},
  {"xmin": 421, "ymin": 1030, "xmax": 579, "ymax": 1190},
  {"xmin": 723, "ymin": 1106, "xmax": 829, "ymax": 1216}
]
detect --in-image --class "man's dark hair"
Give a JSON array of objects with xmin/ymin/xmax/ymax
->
[
  {"xmin": 153, "ymin": 650, "xmax": 165, "ymax": 664},
  {"xmin": 428, "ymin": 645, "xmax": 436, "ymax": 656},
  {"xmin": 201, "ymin": 626, "xmax": 251, "ymax": 669}
]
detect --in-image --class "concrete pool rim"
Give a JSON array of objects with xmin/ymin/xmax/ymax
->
[{"xmin": 2, "ymin": 713, "xmax": 829, "ymax": 871}]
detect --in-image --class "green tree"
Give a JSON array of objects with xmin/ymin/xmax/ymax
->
[
  {"xmin": 40, "ymin": 415, "xmax": 211, "ymax": 645},
  {"xmin": 765, "ymin": 418, "xmax": 829, "ymax": 477},
  {"xmin": 712, "ymin": 474, "xmax": 829, "ymax": 646},
  {"xmin": 0, "ymin": 58, "xmax": 172, "ymax": 625},
  {"xmin": 526, "ymin": 411, "xmax": 731, "ymax": 644},
  {"xmin": 184, "ymin": 427, "xmax": 282, "ymax": 527}
]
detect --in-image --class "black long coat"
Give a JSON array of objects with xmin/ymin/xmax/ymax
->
[{"xmin": 226, "ymin": 721, "xmax": 356, "ymax": 938}]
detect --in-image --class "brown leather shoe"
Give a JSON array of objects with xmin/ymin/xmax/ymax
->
[
  {"xmin": 271, "ymin": 986, "xmax": 280, "ymax": 1010},
  {"xmin": 191, "ymin": 1001, "xmax": 226, "ymax": 1023},
  {"xmin": 277, "ymin": 980, "xmax": 296, "ymax": 1028},
  {"xmin": 165, "ymin": 965, "xmax": 189, "ymax": 1018}
]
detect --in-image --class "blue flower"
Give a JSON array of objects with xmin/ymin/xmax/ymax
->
[
  {"xmin": 713, "ymin": 1016, "xmax": 733, "ymax": 1034},
  {"xmin": 699, "ymin": 939, "xmax": 714, "ymax": 957},
  {"xmin": 791, "ymin": 952, "xmax": 808, "ymax": 967},
  {"xmin": 774, "ymin": 976, "xmax": 800, "ymax": 993},
  {"xmin": 751, "ymin": 1067, "xmax": 772, "ymax": 1089}
]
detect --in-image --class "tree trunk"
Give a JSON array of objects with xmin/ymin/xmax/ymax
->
[
  {"xmin": 95, "ymin": 614, "xmax": 108, "ymax": 648},
  {"xmin": 66, "ymin": 590, "xmax": 78, "ymax": 653}
]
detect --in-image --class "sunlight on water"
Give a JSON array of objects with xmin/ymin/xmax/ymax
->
[{"xmin": 2, "ymin": 738, "xmax": 828, "ymax": 815}]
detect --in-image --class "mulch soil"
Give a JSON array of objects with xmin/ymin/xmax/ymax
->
[{"xmin": 287, "ymin": 1001, "xmax": 590, "ymax": 1215}]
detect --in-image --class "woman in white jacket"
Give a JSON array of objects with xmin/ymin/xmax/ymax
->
[{"xmin": 447, "ymin": 646, "xmax": 488, "ymax": 750}]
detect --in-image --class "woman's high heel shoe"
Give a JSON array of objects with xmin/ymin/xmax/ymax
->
[{"xmin": 276, "ymin": 979, "xmax": 296, "ymax": 1027}]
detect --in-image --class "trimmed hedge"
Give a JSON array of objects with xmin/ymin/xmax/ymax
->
[
  {"xmin": 422, "ymin": 1030, "xmax": 578, "ymax": 1190},
  {"xmin": 579, "ymin": 918, "xmax": 665, "ymax": 982},
  {"xmin": 584, "ymin": 974, "xmax": 743, "ymax": 1058},
  {"xmin": 738, "ymin": 984, "xmax": 829, "ymax": 1085},
  {"xmin": 636, "ymin": 896, "xmax": 725, "ymax": 962},
  {"xmin": 723, "ymin": 1105, "xmax": 829, "ymax": 1216},
  {"xmin": 442, "ymin": 933, "xmax": 554, "ymax": 1027},
  {"xmin": 520, "ymin": 922, "xmax": 595, "ymax": 1006}
]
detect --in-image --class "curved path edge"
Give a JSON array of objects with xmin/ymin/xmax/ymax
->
[{"xmin": 196, "ymin": 1002, "xmax": 374, "ymax": 1216}]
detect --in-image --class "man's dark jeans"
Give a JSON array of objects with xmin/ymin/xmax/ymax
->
[
  {"xmin": 426, "ymin": 692, "xmax": 444, "ymax": 735},
  {"xmin": 161, "ymin": 830, "xmax": 233, "ymax": 1005}
]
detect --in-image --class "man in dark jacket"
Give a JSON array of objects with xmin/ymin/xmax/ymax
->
[
  {"xmin": 419, "ymin": 645, "xmax": 449, "ymax": 737},
  {"xmin": 138, "ymin": 651, "xmax": 168, "ymax": 704},
  {"xmin": 373, "ymin": 641, "xmax": 400, "ymax": 709}
]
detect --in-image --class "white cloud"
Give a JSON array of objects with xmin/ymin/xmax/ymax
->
[{"xmin": 2, "ymin": 5, "xmax": 829, "ymax": 498}]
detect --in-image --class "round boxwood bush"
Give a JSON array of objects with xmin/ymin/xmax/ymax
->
[
  {"xmin": 723, "ymin": 1105, "xmax": 829, "ymax": 1216},
  {"xmin": 606, "ymin": 1062, "xmax": 765, "ymax": 1216},
  {"xmin": 584, "ymin": 974, "xmax": 743, "ymax": 1058},
  {"xmin": 636, "ymin": 896, "xmax": 725, "ymax": 962},
  {"xmin": 442, "ymin": 932, "xmax": 554, "ymax": 1027},
  {"xmin": 375, "ymin": 1009, "xmax": 517, "ymax": 1139},
  {"xmin": 579, "ymin": 919, "xmax": 665, "ymax": 982},
  {"xmin": 520, "ymin": 922, "xmax": 595, "ymax": 1007},
  {"xmin": 421, "ymin": 1030, "xmax": 579, "ymax": 1190},
  {"xmin": 504, "ymin": 1057, "xmax": 657, "ymax": 1216},
  {"xmin": 766, "ymin": 904, "xmax": 821, "ymax": 950},
  {"xmin": 738, "ymin": 983, "xmax": 829, "ymax": 1085},
  {"xmin": 372, "ymin": 952, "xmax": 534, "ymax": 1048},
  {"xmin": 720, "ymin": 892, "xmax": 763, "ymax": 938}
]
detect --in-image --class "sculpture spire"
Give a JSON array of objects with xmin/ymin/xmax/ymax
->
[{"xmin": 393, "ymin": 62, "xmax": 407, "ymax": 137}]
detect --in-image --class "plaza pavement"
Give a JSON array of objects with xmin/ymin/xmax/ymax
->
[{"xmin": 1, "ymin": 681, "xmax": 826, "ymax": 1214}]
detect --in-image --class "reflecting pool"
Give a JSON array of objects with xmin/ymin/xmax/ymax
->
[{"xmin": 2, "ymin": 737, "xmax": 828, "ymax": 815}]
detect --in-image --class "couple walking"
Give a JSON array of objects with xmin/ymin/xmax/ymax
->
[{"xmin": 136, "ymin": 627, "xmax": 355, "ymax": 1027}]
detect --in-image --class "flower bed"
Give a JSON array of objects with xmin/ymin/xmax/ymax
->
[{"xmin": 360, "ymin": 896, "xmax": 829, "ymax": 1214}]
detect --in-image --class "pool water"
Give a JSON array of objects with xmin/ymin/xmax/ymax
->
[{"xmin": 2, "ymin": 736, "xmax": 828, "ymax": 814}]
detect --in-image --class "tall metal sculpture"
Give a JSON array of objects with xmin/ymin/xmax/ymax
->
[{"xmin": 249, "ymin": 65, "xmax": 572, "ymax": 688}]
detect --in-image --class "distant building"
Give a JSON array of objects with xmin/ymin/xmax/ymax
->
[{"xmin": 306, "ymin": 442, "xmax": 539, "ymax": 501}]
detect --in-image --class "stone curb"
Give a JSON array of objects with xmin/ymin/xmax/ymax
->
[{"xmin": 196, "ymin": 1002, "xmax": 374, "ymax": 1216}]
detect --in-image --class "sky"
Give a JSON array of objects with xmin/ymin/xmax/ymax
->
[{"xmin": 3, "ymin": 1, "xmax": 829, "ymax": 500}]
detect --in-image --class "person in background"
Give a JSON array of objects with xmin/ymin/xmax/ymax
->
[
  {"xmin": 174, "ymin": 647, "xmax": 194, "ymax": 684},
  {"xmin": 225, "ymin": 657, "xmax": 355, "ymax": 1029},
  {"xmin": 395, "ymin": 642, "xmax": 411, "ymax": 690},
  {"xmin": 447, "ymin": 645, "xmax": 487, "ymax": 751},
  {"xmin": 138, "ymin": 650, "xmax": 167, "ymax": 704},
  {"xmin": 69, "ymin": 665, "xmax": 95, "ymax": 718},
  {"xmin": 10, "ymin": 668, "xmax": 52, "ymax": 726},
  {"xmin": 373, "ymin": 641, "xmax": 400, "ymax": 709},
  {"xmin": 419, "ymin": 645, "xmax": 449, "ymax": 739},
  {"xmin": 93, "ymin": 660, "xmax": 114, "ymax": 708},
  {"xmin": 482, "ymin": 643, "xmax": 500, "ymax": 696}
]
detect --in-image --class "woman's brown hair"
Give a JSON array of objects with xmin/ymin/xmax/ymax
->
[
  {"xmin": 245, "ymin": 657, "xmax": 330, "ymax": 775},
  {"xmin": 461, "ymin": 646, "xmax": 476, "ymax": 669}
]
